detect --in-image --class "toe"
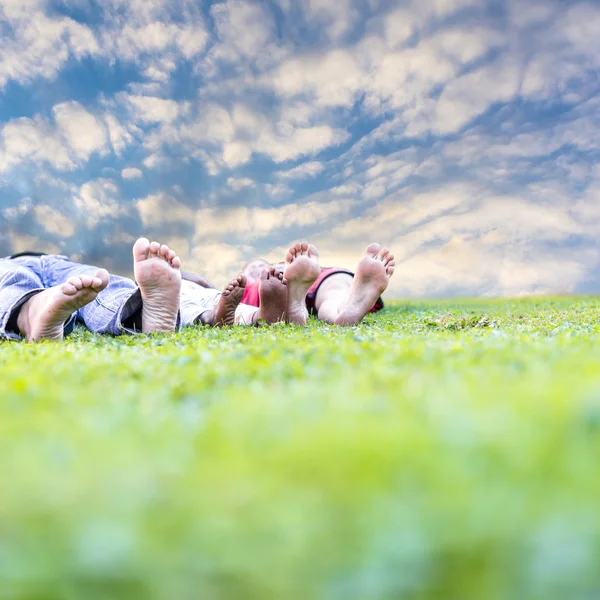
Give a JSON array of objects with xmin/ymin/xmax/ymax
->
[
  {"xmin": 79, "ymin": 274, "xmax": 94, "ymax": 288},
  {"xmin": 230, "ymin": 280, "xmax": 239, "ymax": 289},
  {"xmin": 67, "ymin": 276, "xmax": 83, "ymax": 290},
  {"xmin": 238, "ymin": 274, "xmax": 247, "ymax": 288},
  {"xmin": 62, "ymin": 282, "xmax": 78, "ymax": 295},
  {"xmin": 365, "ymin": 243, "xmax": 380, "ymax": 257},
  {"xmin": 149, "ymin": 241, "xmax": 161, "ymax": 257},
  {"xmin": 94, "ymin": 269, "xmax": 110, "ymax": 291},
  {"xmin": 300, "ymin": 242, "xmax": 309, "ymax": 254},
  {"xmin": 294, "ymin": 243, "xmax": 303, "ymax": 254},
  {"xmin": 133, "ymin": 238, "xmax": 151, "ymax": 262},
  {"xmin": 378, "ymin": 247, "xmax": 390, "ymax": 261},
  {"xmin": 167, "ymin": 249, "xmax": 177, "ymax": 262},
  {"xmin": 260, "ymin": 268, "xmax": 269, "ymax": 280},
  {"xmin": 308, "ymin": 243, "xmax": 318, "ymax": 258},
  {"xmin": 285, "ymin": 253, "xmax": 294, "ymax": 265},
  {"xmin": 387, "ymin": 266, "xmax": 395, "ymax": 277},
  {"xmin": 385, "ymin": 253, "xmax": 395, "ymax": 265},
  {"xmin": 159, "ymin": 244, "xmax": 170, "ymax": 259},
  {"xmin": 171, "ymin": 256, "xmax": 182, "ymax": 269}
]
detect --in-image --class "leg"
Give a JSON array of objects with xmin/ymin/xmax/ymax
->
[
  {"xmin": 200, "ymin": 275, "xmax": 247, "ymax": 327},
  {"xmin": 255, "ymin": 267, "xmax": 287, "ymax": 325},
  {"xmin": 0, "ymin": 257, "xmax": 46, "ymax": 341},
  {"xmin": 328, "ymin": 243, "xmax": 395, "ymax": 326},
  {"xmin": 283, "ymin": 242, "xmax": 320, "ymax": 326},
  {"xmin": 314, "ymin": 273, "xmax": 354, "ymax": 324},
  {"xmin": 43, "ymin": 239, "xmax": 182, "ymax": 335},
  {"xmin": 42, "ymin": 254, "xmax": 141, "ymax": 335},
  {"xmin": 17, "ymin": 271, "xmax": 109, "ymax": 341},
  {"xmin": 0, "ymin": 256, "xmax": 109, "ymax": 342},
  {"xmin": 133, "ymin": 238, "xmax": 181, "ymax": 333}
]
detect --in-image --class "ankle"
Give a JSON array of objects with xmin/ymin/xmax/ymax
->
[{"xmin": 15, "ymin": 296, "xmax": 35, "ymax": 339}]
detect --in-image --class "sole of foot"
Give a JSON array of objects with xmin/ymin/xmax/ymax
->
[
  {"xmin": 207, "ymin": 274, "xmax": 247, "ymax": 327},
  {"xmin": 256, "ymin": 267, "xmax": 288, "ymax": 325},
  {"xmin": 17, "ymin": 269, "xmax": 110, "ymax": 342},
  {"xmin": 133, "ymin": 238, "xmax": 182, "ymax": 333},
  {"xmin": 283, "ymin": 242, "xmax": 320, "ymax": 326},
  {"xmin": 335, "ymin": 243, "xmax": 395, "ymax": 326}
]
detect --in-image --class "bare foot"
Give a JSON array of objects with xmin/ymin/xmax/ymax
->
[
  {"xmin": 283, "ymin": 242, "xmax": 320, "ymax": 326},
  {"xmin": 255, "ymin": 267, "xmax": 287, "ymax": 325},
  {"xmin": 16, "ymin": 270, "xmax": 109, "ymax": 342},
  {"xmin": 335, "ymin": 243, "xmax": 394, "ymax": 326},
  {"xmin": 201, "ymin": 274, "xmax": 247, "ymax": 327},
  {"xmin": 133, "ymin": 238, "xmax": 182, "ymax": 333}
]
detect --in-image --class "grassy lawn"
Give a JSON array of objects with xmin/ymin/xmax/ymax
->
[{"xmin": 1, "ymin": 297, "xmax": 600, "ymax": 599}]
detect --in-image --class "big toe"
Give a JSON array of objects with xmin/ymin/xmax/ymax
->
[
  {"xmin": 308, "ymin": 243, "xmax": 319, "ymax": 258},
  {"xmin": 259, "ymin": 268, "xmax": 269, "ymax": 280},
  {"xmin": 365, "ymin": 243, "xmax": 381, "ymax": 257},
  {"xmin": 133, "ymin": 238, "xmax": 151, "ymax": 263}
]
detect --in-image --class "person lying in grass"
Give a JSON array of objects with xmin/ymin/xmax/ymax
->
[
  {"xmin": 182, "ymin": 242, "xmax": 396, "ymax": 327},
  {"xmin": 1, "ymin": 238, "xmax": 394, "ymax": 342},
  {"xmin": 0, "ymin": 238, "xmax": 260, "ymax": 342}
]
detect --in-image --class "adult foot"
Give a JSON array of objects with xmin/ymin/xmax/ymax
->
[
  {"xmin": 17, "ymin": 270, "xmax": 109, "ymax": 342},
  {"xmin": 255, "ymin": 267, "xmax": 288, "ymax": 325},
  {"xmin": 335, "ymin": 243, "xmax": 394, "ymax": 326},
  {"xmin": 283, "ymin": 242, "xmax": 320, "ymax": 325},
  {"xmin": 202, "ymin": 274, "xmax": 247, "ymax": 327},
  {"xmin": 133, "ymin": 238, "xmax": 182, "ymax": 333}
]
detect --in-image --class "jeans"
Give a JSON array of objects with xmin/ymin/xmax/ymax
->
[{"xmin": 0, "ymin": 254, "xmax": 146, "ymax": 340}]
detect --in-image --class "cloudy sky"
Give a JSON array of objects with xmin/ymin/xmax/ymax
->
[{"xmin": 1, "ymin": 0, "xmax": 599, "ymax": 297}]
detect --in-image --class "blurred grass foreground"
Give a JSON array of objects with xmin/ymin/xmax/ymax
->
[{"xmin": 1, "ymin": 297, "xmax": 599, "ymax": 599}]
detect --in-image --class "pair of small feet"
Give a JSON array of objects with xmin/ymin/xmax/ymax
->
[
  {"xmin": 17, "ymin": 238, "xmax": 182, "ymax": 342},
  {"xmin": 202, "ymin": 267, "xmax": 287, "ymax": 327},
  {"xmin": 209, "ymin": 243, "xmax": 321, "ymax": 327}
]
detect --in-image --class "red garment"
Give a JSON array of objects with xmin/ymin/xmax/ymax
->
[{"xmin": 241, "ymin": 267, "xmax": 384, "ymax": 315}]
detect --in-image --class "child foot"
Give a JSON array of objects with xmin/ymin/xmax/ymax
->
[
  {"xmin": 202, "ymin": 275, "xmax": 247, "ymax": 327},
  {"xmin": 133, "ymin": 238, "xmax": 182, "ymax": 333},
  {"xmin": 283, "ymin": 242, "xmax": 320, "ymax": 326},
  {"xmin": 17, "ymin": 270, "xmax": 109, "ymax": 342},
  {"xmin": 335, "ymin": 243, "xmax": 394, "ymax": 326},
  {"xmin": 256, "ymin": 267, "xmax": 287, "ymax": 325}
]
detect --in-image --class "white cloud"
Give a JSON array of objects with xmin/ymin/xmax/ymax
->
[
  {"xmin": 0, "ymin": 102, "xmax": 117, "ymax": 175},
  {"xmin": 432, "ymin": 59, "xmax": 520, "ymax": 135},
  {"xmin": 33, "ymin": 204, "xmax": 75, "ymax": 238},
  {"xmin": 74, "ymin": 179, "xmax": 122, "ymax": 228},
  {"xmin": 227, "ymin": 177, "xmax": 255, "ymax": 191},
  {"xmin": 302, "ymin": 0, "xmax": 359, "ymax": 41},
  {"xmin": 104, "ymin": 113, "xmax": 137, "ymax": 156},
  {"xmin": 0, "ymin": 115, "xmax": 74, "ymax": 174},
  {"xmin": 136, "ymin": 193, "xmax": 196, "ymax": 227},
  {"xmin": 121, "ymin": 167, "xmax": 143, "ymax": 180},
  {"xmin": 277, "ymin": 161, "xmax": 324, "ymax": 179},
  {"xmin": 124, "ymin": 95, "xmax": 183, "ymax": 124},
  {"xmin": 0, "ymin": 10, "xmax": 98, "ymax": 89},
  {"xmin": 53, "ymin": 102, "xmax": 108, "ymax": 161},
  {"xmin": 206, "ymin": 0, "xmax": 281, "ymax": 71}
]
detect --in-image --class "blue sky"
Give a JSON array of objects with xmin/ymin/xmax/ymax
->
[{"xmin": 1, "ymin": 0, "xmax": 600, "ymax": 297}]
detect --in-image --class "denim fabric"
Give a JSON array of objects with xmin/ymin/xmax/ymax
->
[{"xmin": 0, "ymin": 254, "xmax": 143, "ymax": 340}]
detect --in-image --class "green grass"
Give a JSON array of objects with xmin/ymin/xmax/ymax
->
[{"xmin": 2, "ymin": 297, "xmax": 600, "ymax": 599}]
